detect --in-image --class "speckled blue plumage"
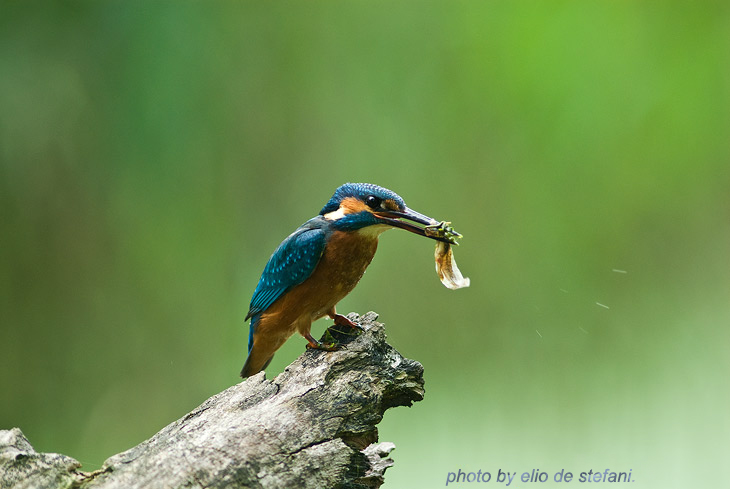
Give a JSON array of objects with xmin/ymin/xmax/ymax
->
[
  {"xmin": 246, "ymin": 220, "xmax": 327, "ymax": 320},
  {"xmin": 320, "ymin": 182, "xmax": 406, "ymax": 215},
  {"xmin": 245, "ymin": 217, "xmax": 328, "ymax": 349}
]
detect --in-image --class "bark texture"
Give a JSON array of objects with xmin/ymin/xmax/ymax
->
[{"xmin": 0, "ymin": 312, "xmax": 424, "ymax": 489}]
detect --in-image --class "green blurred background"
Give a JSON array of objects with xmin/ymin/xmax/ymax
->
[{"xmin": 1, "ymin": 3, "xmax": 729, "ymax": 488}]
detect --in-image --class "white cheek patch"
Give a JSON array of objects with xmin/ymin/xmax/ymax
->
[{"xmin": 324, "ymin": 207, "xmax": 348, "ymax": 220}]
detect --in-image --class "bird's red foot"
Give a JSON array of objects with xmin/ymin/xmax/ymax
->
[
  {"xmin": 332, "ymin": 313, "xmax": 364, "ymax": 331},
  {"xmin": 325, "ymin": 314, "xmax": 364, "ymax": 344}
]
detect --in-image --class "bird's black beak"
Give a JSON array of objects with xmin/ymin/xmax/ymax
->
[{"xmin": 375, "ymin": 207, "xmax": 456, "ymax": 244}]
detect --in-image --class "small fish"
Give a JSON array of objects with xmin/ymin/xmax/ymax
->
[
  {"xmin": 434, "ymin": 241, "xmax": 470, "ymax": 289},
  {"xmin": 425, "ymin": 221, "xmax": 470, "ymax": 290}
]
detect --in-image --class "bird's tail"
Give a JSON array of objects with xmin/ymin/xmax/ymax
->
[
  {"xmin": 240, "ymin": 314, "xmax": 274, "ymax": 378},
  {"xmin": 240, "ymin": 349, "xmax": 274, "ymax": 378}
]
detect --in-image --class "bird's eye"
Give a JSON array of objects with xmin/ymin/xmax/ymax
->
[{"xmin": 365, "ymin": 195, "xmax": 382, "ymax": 209}]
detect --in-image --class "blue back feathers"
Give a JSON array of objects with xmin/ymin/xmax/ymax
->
[{"xmin": 246, "ymin": 221, "xmax": 327, "ymax": 324}]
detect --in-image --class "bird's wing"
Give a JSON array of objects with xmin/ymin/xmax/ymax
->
[{"xmin": 246, "ymin": 222, "xmax": 327, "ymax": 320}]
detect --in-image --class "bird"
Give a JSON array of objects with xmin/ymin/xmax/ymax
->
[{"xmin": 240, "ymin": 182, "xmax": 452, "ymax": 378}]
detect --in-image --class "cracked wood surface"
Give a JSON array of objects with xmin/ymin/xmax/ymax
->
[{"xmin": 0, "ymin": 312, "xmax": 424, "ymax": 489}]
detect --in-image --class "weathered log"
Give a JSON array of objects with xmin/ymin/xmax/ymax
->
[{"xmin": 0, "ymin": 312, "xmax": 424, "ymax": 489}]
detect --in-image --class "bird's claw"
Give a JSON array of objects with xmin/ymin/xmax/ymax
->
[
  {"xmin": 304, "ymin": 332, "xmax": 339, "ymax": 351},
  {"xmin": 306, "ymin": 340, "xmax": 339, "ymax": 352}
]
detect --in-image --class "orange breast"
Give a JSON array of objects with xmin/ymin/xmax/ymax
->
[
  {"xmin": 307, "ymin": 230, "xmax": 380, "ymax": 315},
  {"xmin": 257, "ymin": 230, "xmax": 379, "ymax": 333}
]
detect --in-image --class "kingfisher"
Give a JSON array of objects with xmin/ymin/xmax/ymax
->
[{"xmin": 240, "ymin": 182, "xmax": 453, "ymax": 378}]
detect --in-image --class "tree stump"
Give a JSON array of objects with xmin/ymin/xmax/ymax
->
[{"xmin": 0, "ymin": 312, "xmax": 425, "ymax": 489}]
